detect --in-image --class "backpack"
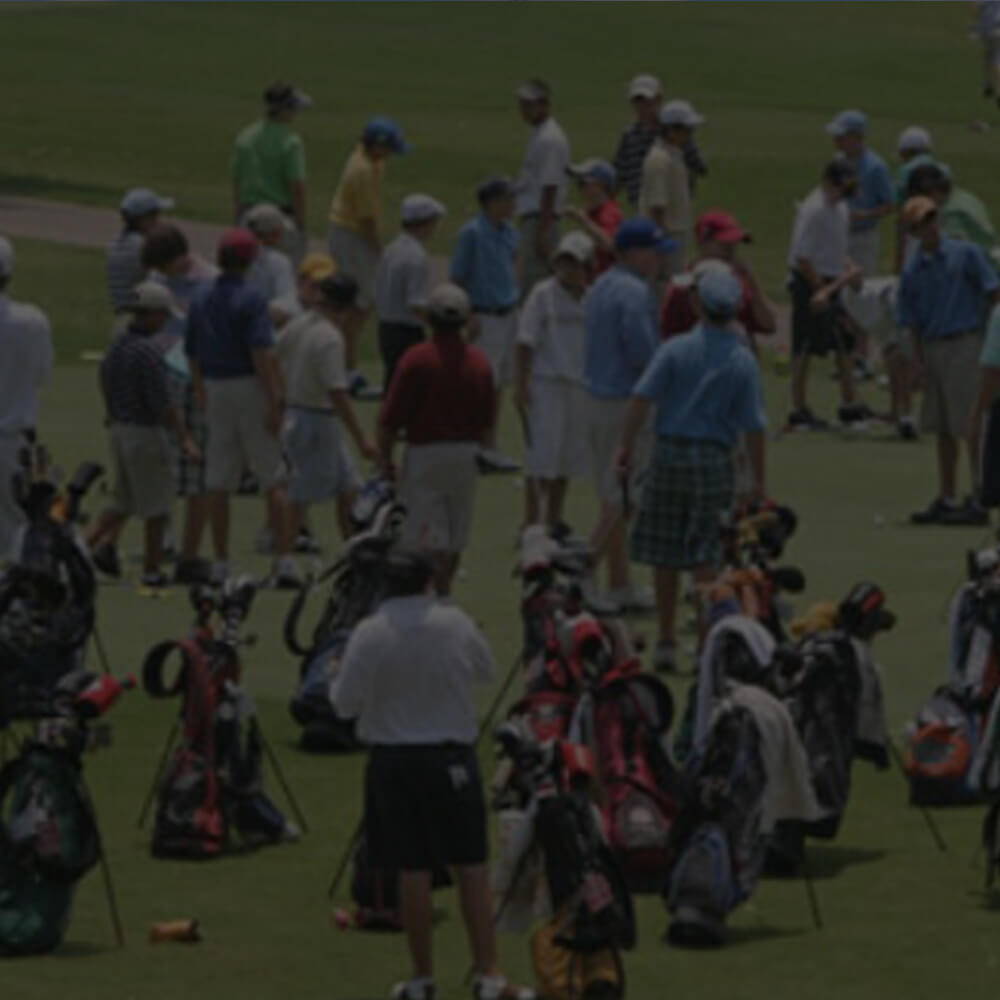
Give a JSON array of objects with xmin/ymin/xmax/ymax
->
[
  {"xmin": 0, "ymin": 744, "xmax": 100, "ymax": 955},
  {"xmin": 144, "ymin": 636, "xmax": 290, "ymax": 857},
  {"xmin": 665, "ymin": 704, "xmax": 769, "ymax": 948}
]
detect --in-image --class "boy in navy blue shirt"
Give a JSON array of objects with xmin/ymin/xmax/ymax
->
[{"xmin": 617, "ymin": 265, "xmax": 767, "ymax": 672}]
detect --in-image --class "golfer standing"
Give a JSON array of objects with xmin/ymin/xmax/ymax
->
[
  {"xmin": 612, "ymin": 73, "xmax": 663, "ymax": 209},
  {"xmin": 897, "ymin": 196, "xmax": 1000, "ymax": 525},
  {"xmin": 331, "ymin": 550, "xmax": 531, "ymax": 1000},
  {"xmin": 514, "ymin": 79, "xmax": 571, "ymax": 295},
  {"xmin": 0, "ymin": 237, "xmax": 53, "ymax": 560}
]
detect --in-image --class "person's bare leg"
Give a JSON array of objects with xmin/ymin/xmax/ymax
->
[
  {"xmin": 207, "ymin": 490, "xmax": 229, "ymax": 560},
  {"xmin": 399, "ymin": 869, "xmax": 434, "ymax": 980},
  {"xmin": 430, "ymin": 551, "xmax": 459, "ymax": 595},
  {"xmin": 588, "ymin": 504, "xmax": 620, "ymax": 566},
  {"xmin": 605, "ymin": 518, "xmax": 630, "ymax": 592},
  {"xmin": 938, "ymin": 433, "xmax": 959, "ymax": 500},
  {"xmin": 336, "ymin": 492, "xmax": 354, "ymax": 540},
  {"xmin": 485, "ymin": 389, "xmax": 506, "ymax": 450},
  {"xmin": 790, "ymin": 352, "xmax": 810, "ymax": 412},
  {"xmin": 691, "ymin": 564, "xmax": 718, "ymax": 644},
  {"xmin": 287, "ymin": 500, "xmax": 305, "ymax": 548},
  {"xmin": 86, "ymin": 509, "xmax": 126, "ymax": 550},
  {"xmin": 546, "ymin": 478, "xmax": 569, "ymax": 527},
  {"xmin": 267, "ymin": 485, "xmax": 293, "ymax": 556},
  {"xmin": 524, "ymin": 476, "xmax": 542, "ymax": 526},
  {"xmin": 180, "ymin": 494, "xmax": 208, "ymax": 561},
  {"xmin": 143, "ymin": 514, "xmax": 168, "ymax": 575},
  {"xmin": 654, "ymin": 567, "xmax": 680, "ymax": 644},
  {"xmin": 835, "ymin": 347, "xmax": 856, "ymax": 406},
  {"xmin": 969, "ymin": 430, "xmax": 981, "ymax": 498},
  {"xmin": 454, "ymin": 863, "xmax": 500, "ymax": 978}
]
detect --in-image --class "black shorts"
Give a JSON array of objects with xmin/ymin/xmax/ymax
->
[
  {"xmin": 365, "ymin": 743, "xmax": 487, "ymax": 871},
  {"xmin": 788, "ymin": 270, "xmax": 854, "ymax": 358},
  {"xmin": 378, "ymin": 321, "xmax": 425, "ymax": 390}
]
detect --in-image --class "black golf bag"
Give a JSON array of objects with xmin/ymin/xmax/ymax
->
[{"xmin": 286, "ymin": 479, "xmax": 406, "ymax": 752}]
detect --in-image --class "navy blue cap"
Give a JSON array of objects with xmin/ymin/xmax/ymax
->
[
  {"xmin": 614, "ymin": 217, "xmax": 679, "ymax": 254},
  {"xmin": 363, "ymin": 116, "xmax": 410, "ymax": 154}
]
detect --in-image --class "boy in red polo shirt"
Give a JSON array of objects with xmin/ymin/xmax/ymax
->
[
  {"xmin": 565, "ymin": 159, "xmax": 623, "ymax": 276},
  {"xmin": 661, "ymin": 209, "xmax": 777, "ymax": 348},
  {"xmin": 377, "ymin": 283, "xmax": 496, "ymax": 594}
]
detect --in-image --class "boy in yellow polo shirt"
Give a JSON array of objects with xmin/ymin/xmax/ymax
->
[{"xmin": 328, "ymin": 117, "xmax": 410, "ymax": 399}]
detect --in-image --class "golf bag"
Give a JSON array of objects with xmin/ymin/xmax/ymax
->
[
  {"xmin": 143, "ymin": 581, "xmax": 293, "ymax": 858},
  {"xmin": 285, "ymin": 479, "xmax": 406, "ymax": 752},
  {"xmin": 493, "ymin": 729, "xmax": 634, "ymax": 1000},
  {"xmin": 664, "ymin": 701, "xmax": 769, "ymax": 948},
  {"xmin": 904, "ymin": 560, "xmax": 1000, "ymax": 806}
]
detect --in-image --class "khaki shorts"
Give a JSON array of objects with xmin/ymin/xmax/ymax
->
[
  {"xmin": 586, "ymin": 395, "xmax": 652, "ymax": 509},
  {"xmin": 108, "ymin": 424, "xmax": 174, "ymax": 519},
  {"xmin": 204, "ymin": 377, "xmax": 286, "ymax": 493},
  {"xmin": 327, "ymin": 224, "xmax": 378, "ymax": 309},
  {"xmin": 920, "ymin": 332, "xmax": 983, "ymax": 436},
  {"xmin": 848, "ymin": 228, "xmax": 881, "ymax": 278},
  {"xmin": 400, "ymin": 442, "xmax": 479, "ymax": 553},
  {"xmin": 524, "ymin": 376, "xmax": 590, "ymax": 480},
  {"xmin": 473, "ymin": 311, "xmax": 519, "ymax": 387}
]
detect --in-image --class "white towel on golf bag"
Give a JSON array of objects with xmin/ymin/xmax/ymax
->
[
  {"xmin": 694, "ymin": 615, "xmax": 777, "ymax": 748},
  {"xmin": 491, "ymin": 805, "xmax": 549, "ymax": 932},
  {"xmin": 851, "ymin": 638, "xmax": 889, "ymax": 760},
  {"xmin": 720, "ymin": 683, "xmax": 822, "ymax": 834}
]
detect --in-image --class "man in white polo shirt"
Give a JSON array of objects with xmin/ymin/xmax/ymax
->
[
  {"xmin": 639, "ymin": 99, "xmax": 705, "ymax": 276},
  {"xmin": 0, "ymin": 237, "xmax": 53, "ymax": 560},
  {"xmin": 375, "ymin": 193, "xmax": 446, "ymax": 390},
  {"xmin": 515, "ymin": 231, "xmax": 593, "ymax": 531},
  {"xmin": 514, "ymin": 79, "xmax": 571, "ymax": 297}
]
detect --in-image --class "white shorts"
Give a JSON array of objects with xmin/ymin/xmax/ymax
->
[
  {"xmin": 586, "ymin": 395, "xmax": 651, "ymax": 508},
  {"xmin": 400, "ymin": 442, "xmax": 479, "ymax": 553},
  {"xmin": 108, "ymin": 424, "xmax": 174, "ymax": 519},
  {"xmin": 848, "ymin": 228, "xmax": 881, "ymax": 278},
  {"xmin": 282, "ymin": 407, "xmax": 359, "ymax": 504},
  {"xmin": 473, "ymin": 311, "xmax": 519, "ymax": 387},
  {"xmin": 524, "ymin": 377, "xmax": 589, "ymax": 480},
  {"xmin": 327, "ymin": 224, "xmax": 379, "ymax": 309},
  {"xmin": 204, "ymin": 377, "xmax": 286, "ymax": 493}
]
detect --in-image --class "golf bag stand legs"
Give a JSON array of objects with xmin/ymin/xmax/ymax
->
[
  {"xmin": 258, "ymin": 726, "xmax": 309, "ymax": 833},
  {"xmin": 136, "ymin": 719, "xmax": 179, "ymax": 829},
  {"xmin": 79, "ymin": 777, "xmax": 125, "ymax": 947}
]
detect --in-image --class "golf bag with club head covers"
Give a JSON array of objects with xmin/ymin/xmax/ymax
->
[
  {"xmin": 143, "ymin": 579, "xmax": 297, "ymax": 857},
  {"xmin": 285, "ymin": 479, "xmax": 406, "ymax": 752}
]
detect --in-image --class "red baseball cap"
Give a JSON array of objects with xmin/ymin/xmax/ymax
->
[
  {"xmin": 218, "ymin": 226, "xmax": 259, "ymax": 263},
  {"xmin": 695, "ymin": 210, "xmax": 751, "ymax": 245}
]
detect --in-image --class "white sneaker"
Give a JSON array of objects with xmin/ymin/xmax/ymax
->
[
  {"xmin": 390, "ymin": 979, "xmax": 436, "ymax": 1000},
  {"xmin": 270, "ymin": 556, "xmax": 302, "ymax": 590},
  {"xmin": 608, "ymin": 583, "xmax": 656, "ymax": 614},
  {"xmin": 580, "ymin": 577, "xmax": 622, "ymax": 616}
]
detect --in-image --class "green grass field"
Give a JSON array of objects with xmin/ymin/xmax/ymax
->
[{"xmin": 4, "ymin": 2, "xmax": 1000, "ymax": 998}]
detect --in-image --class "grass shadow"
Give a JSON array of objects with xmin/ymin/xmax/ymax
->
[
  {"xmin": 971, "ymin": 887, "xmax": 1000, "ymax": 911},
  {"xmin": 0, "ymin": 172, "xmax": 120, "ymax": 205},
  {"xmin": 52, "ymin": 940, "xmax": 117, "ymax": 958},
  {"xmin": 725, "ymin": 924, "xmax": 810, "ymax": 948},
  {"xmin": 803, "ymin": 845, "xmax": 887, "ymax": 880}
]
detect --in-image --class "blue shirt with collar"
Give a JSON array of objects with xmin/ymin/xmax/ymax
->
[
  {"xmin": 633, "ymin": 322, "xmax": 767, "ymax": 446},
  {"xmin": 184, "ymin": 273, "xmax": 274, "ymax": 378},
  {"xmin": 896, "ymin": 237, "xmax": 999, "ymax": 340},
  {"xmin": 848, "ymin": 148, "xmax": 894, "ymax": 233},
  {"xmin": 450, "ymin": 213, "xmax": 520, "ymax": 311},
  {"xmin": 583, "ymin": 263, "xmax": 660, "ymax": 399}
]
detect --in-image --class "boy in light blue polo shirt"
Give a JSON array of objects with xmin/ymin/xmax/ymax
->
[{"xmin": 617, "ymin": 265, "xmax": 767, "ymax": 672}]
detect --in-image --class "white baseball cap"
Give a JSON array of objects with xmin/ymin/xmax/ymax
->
[
  {"xmin": 695, "ymin": 263, "xmax": 743, "ymax": 316},
  {"xmin": 0, "ymin": 236, "xmax": 14, "ymax": 278},
  {"xmin": 427, "ymin": 282, "xmax": 471, "ymax": 322},
  {"xmin": 129, "ymin": 281, "xmax": 176, "ymax": 313},
  {"xmin": 244, "ymin": 203, "xmax": 292, "ymax": 235},
  {"xmin": 401, "ymin": 193, "xmax": 446, "ymax": 225},
  {"xmin": 660, "ymin": 99, "xmax": 706, "ymax": 128},
  {"xmin": 897, "ymin": 125, "xmax": 933, "ymax": 153},
  {"xmin": 628, "ymin": 73, "xmax": 662, "ymax": 100},
  {"xmin": 554, "ymin": 231, "xmax": 594, "ymax": 263}
]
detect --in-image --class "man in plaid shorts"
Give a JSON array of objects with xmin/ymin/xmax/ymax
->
[{"xmin": 617, "ymin": 266, "xmax": 767, "ymax": 673}]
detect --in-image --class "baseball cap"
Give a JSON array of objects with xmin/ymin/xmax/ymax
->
[
  {"xmin": 516, "ymin": 78, "xmax": 550, "ymax": 102},
  {"xmin": 826, "ymin": 109, "xmax": 868, "ymax": 137},
  {"xmin": 120, "ymin": 187, "xmax": 175, "ymax": 218},
  {"xmin": 316, "ymin": 273, "xmax": 359, "ymax": 309},
  {"xmin": 477, "ymin": 175, "xmax": 515, "ymax": 205},
  {"xmin": 129, "ymin": 281, "xmax": 175, "ymax": 313},
  {"xmin": 0, "ymin": 236, "xmax": 14, "ymax": 278},
  {"xmin": 298, "ymin": 252, "xmax": 336, "ymax": 281},
  {"xmin": 614, "ymin": 217, "xmax": 678, "ymax": 254},
  {"xmin": 426, "ymin": 282, "xmax": 471, "ymax": 323},
  {"xmin": 263, "ymin": 81, "xmax": 313, "ymax": 111},
  {"xmin": 567, "ymin": 158, "xmax": 617, "ymax": 189},
  {"xmin": 695, "ymin": 264, "xmax": 743, "ymax": 316},
  {"xmin": 554, "ymin": 231, "xmax": 594, "ymax": 263},
  {"xmin": 217, "ymin": 227, "xmax": 260, "ymax": 263},
  {"xmin": 659, "ymin": 99, "xmax": 705, "ymax": 128},
  {"xmin": 695, "ymin": 209, "xmax": 751, "ymax": 245},
  {"xmin": 902, "ymin": 195, "xmax": 938, "ymax": 228},
  {"xmin": 628, "ymin": 73, "xmax": 662, "ymax": 100},
  {"xmin": 401, "ymin": 193, "xmax": 446, "ymax": 225},
  {"xmin": 244, "ymin": 203, "xmax": 292, "ymax": 236},
  {"xmin": 898, "ymin": 125, "xmax": 933, "ymax": 153},
  {"xmin": 362, "ymin": 116, "xmax": 410, "ymax": 154}
]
